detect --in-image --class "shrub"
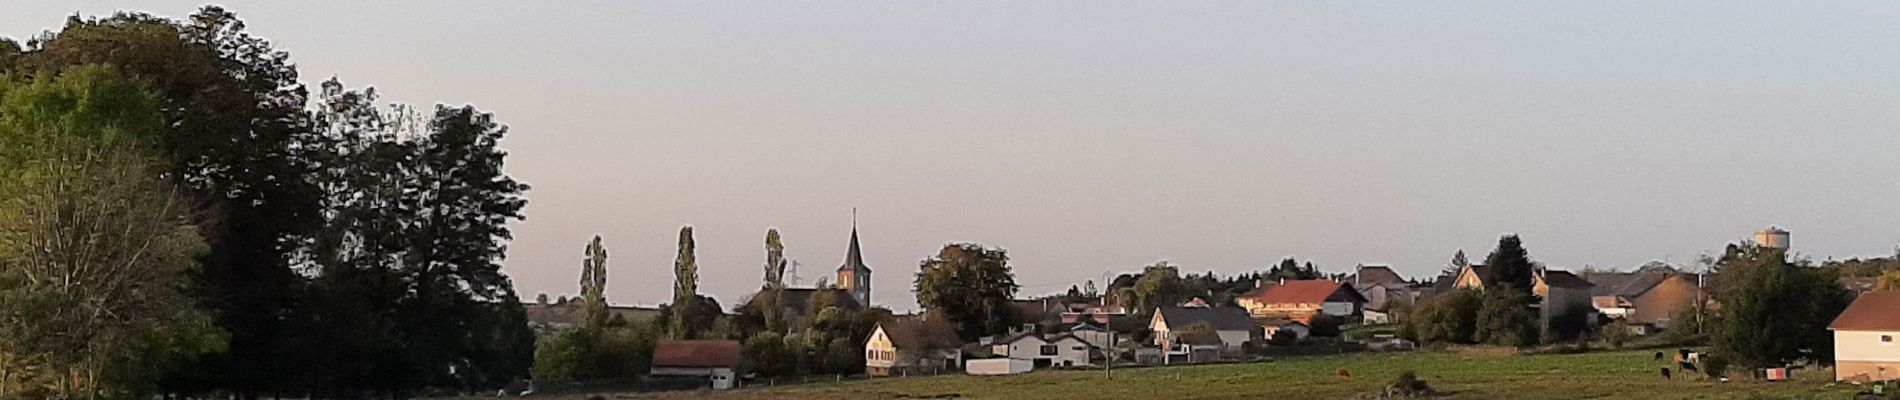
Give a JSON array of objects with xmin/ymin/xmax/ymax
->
[
  {"xmin": 530, "ymin": 324, "xmax": 658, "ymax": 383},
  {"xmin": 1310, "ymin": 314, "xmax": 1344, "ymax": 338},
  {"xmin": 1474, "ymin": 287, "xmax": 1537, "ymax": 347},
  {"xmin": 1385, "ymin": 370, "xmax": 1436, "ymax": 398},
  {"xmin": 1270, "ymin": 329, "xmax": 1299, "ymax": 346},
  {"xmin": 1408, "ymin": 289, "xmax": 1482, "ymax": 344},
  {"xmin": 743, "ymin": 332, "xmax": 795, "ymax": 377},
  {"xmin": 1702, "ymin": 354, "xmax": 1729, "ymax": 379}
]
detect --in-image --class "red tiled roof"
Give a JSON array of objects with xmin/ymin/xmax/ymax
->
[
  {"xmin": 1247, "ymin": 280, "xmax": 1355, "ymax": 305},
  {"xmin": 1830, "ymin": 291, "xmax": 1900, "ymax": 331},
  {"xmin": 652, "ymin": 340, "xmax": 742, "ymax": 368}
]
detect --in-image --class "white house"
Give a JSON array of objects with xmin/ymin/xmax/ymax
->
[
  {"xmin": 1151, "ymin": 306, "xmax": 1257, "ymax": 349},
  {"xmin": 992, "ymin": 332, "xmax": 1094, "ymax": 368},
  {"xmin": 1830, "ymin": 291, "xmax": 1900, "ymax": 382},
  {"xmin": 1067, "ymin": 323, "xmax": 1119, "ymax": 350},
  {"xmin": 865, "ymin": 318, "xmax": 962, "ymax": 377}
]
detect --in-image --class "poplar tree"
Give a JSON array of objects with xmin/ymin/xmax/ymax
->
[
  {"xmin": 763, "ymin": 229, "xmax": 788, "ymax": 333},
  {"xmin": 671, "ymin": 226, "xmax": 700, "ymax": 338},
  {"xmin": 580, "ymin": 236, "xmax": 609, "ymax": 331}
]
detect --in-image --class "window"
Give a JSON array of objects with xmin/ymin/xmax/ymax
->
[
  {"xmin": 1883, "ymin": 335, "xmax": 1894, "ymax": 344},
  {"xmin": 868, "ymin": 349, "xmax": 877, "ymax": 360},
  {"xmin": 1040, "ymin": 344, "xmax": 1058, "ymax": 356}
]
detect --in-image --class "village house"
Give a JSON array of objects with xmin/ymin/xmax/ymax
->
[
  {"xmin": 1150, "ymin": 306, "xmax": 1258, "ymax": 350},
  {"xmin": 1532, "ymin": 270, "xmax": 1595, "ymax": 330},
  {"xmin": 1062, "ymin": 321, "xmax": 1133, "ymax": 350},
  {"xmin": 1830, "ymin": 291, "xmax": 1900, "ymax": 382},
  {"xmin": 650, "ymin": 340, "xmax": 743, "ymax": 390},
  {"xmin": 1346, "ymin": 265, "xmax": 1420, "ymax": 324},
  {"xmin": 990, "ymin": 332, "xmax": 1095, "ymax": 368},
  {"xmin": 1235, "ymin": 279, "xmax": 1367, "ymax": 324},
  {"xmin": 864, "ymin": 317, "xmax": 962, "ymax": 377},
  {"xmin": 1260, "ymin": 319, "xmax": 1310, "ymax": 342},
  {"xmin": 1582, "ymin": 270, "xmax": 1717, "ymax": 330},
  {"xmin": 1446, "ymin": 264, "xmax": 1504, "ymax": 291}
]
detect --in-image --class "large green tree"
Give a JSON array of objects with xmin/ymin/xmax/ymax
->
[
  {"xmin": 6, "ymin": 8, "xmax": 539, "ymax": 396},
  {"xmin": 914, "ymin": 243, "xmax": 1023, "ymax": 340},
  {"xmin": 3, "ymin": 8, "xmax": 325, "ymax": 395},
  {"xmin": 0, "ymin": 66, "xmax": 225, "ymax": 399},
  {"xmin": 1131, "ymin": 262, "xmax": 1189, "ymax": 313},
  {"xmin": 296, "ymin": 79, "xmax": 536, "ymax": 394},
  {"xmin": 1710, "ymin": 244, "xmax": 1852, "ymax": 370},
  {"xmin": 1485, "ymin": 235, "xmax": 1535, "ymax": 294}
]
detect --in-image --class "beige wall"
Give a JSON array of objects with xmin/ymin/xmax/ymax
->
[
  {"xmin": 1837, "ymin": 360, "xmax": 1900, "ymax": 382},
  {"xmin": 1836, "ymin": 330, "xmax": 1900, "ymax": 382},
  {"xmin": 1837, "ymin": 330, "xmax": 1900, "ymax": 361},
  {"xmin": 1631, "ymin": 276, "xmax": 1700, "ymax": 326}
]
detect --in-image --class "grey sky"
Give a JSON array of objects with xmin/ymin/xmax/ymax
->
[{"xmin": 7, "ymin": 1, "xmax": 1899, "ymax": 311}]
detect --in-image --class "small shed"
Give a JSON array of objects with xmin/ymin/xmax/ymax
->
[
  {"xmin": 966, "ymin": 358, "xmax": 1033, "ymax": 375},
  {"xmin": 651, "ymin": 340, "xmax": 743, "ymax": 390}
]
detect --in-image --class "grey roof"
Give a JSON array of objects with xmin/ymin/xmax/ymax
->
[
  {"xmin": 837, "ymin": 226, "xmax": 871, "ymax": 274},
  {"xmin": 1584, "ymin": 271, "xmax": 1675, "ymax": 298},
  {"xmin": 1155, "ymin": 306, "xmax": 1257, "ymax": 331},
  {"xmin": 1539, "ymin": 270, "xmax": 1594, "ymax": 289}
]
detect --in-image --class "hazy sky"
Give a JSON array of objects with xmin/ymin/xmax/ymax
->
[{"xmin": 7, "ymin": 2, "xmax": 1899, "ymax": 311}]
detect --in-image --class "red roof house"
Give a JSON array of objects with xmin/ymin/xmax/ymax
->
[{"xmin": 1236, "ymin": 280, "xmax": 1366, "ymax": 324}]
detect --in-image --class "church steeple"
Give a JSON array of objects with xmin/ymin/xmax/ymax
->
[{"xmin": 836, "ymin": 209, "xmax": 872, "ymax": 306}]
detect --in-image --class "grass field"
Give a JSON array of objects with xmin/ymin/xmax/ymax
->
[{"xmin": 576, "ymin": 349, "xmax": 1867, "ymax": 400}]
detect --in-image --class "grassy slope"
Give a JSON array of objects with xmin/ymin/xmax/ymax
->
[{"xmin": 607, "ymin": 350, "xmax": 1859, "ymax": 400}]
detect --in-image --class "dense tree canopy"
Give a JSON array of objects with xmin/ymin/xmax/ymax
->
[
  {"xmin": 1484, "ymin": 235, "xmax": 1535, "ymax": 294},
  {"xmin": 0, "ymin": 66, "xmax": 225, "ymax": 399},
  {"xmin": 1710, "ymin": 244, "xmax": 1852, "ymax": 369},
  {"xmin": 2, "ymin": 8, "xmax": 537, "ymax": 396},
  {"xmin": 915, "ymin": 243, "xmax": 1023, "ymax": 340}
]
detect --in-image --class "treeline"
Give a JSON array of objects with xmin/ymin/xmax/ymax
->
[
  {"xmin": 0, "ymin": 7, "xmax": 532, "ymax": 398},
  {"xmin": 1088, "ymin": 257, "xmax": 1337, "ymax": 316},
  {"xmin": 1397, "ymin": 235, "xmax": 1861, "ymax": 379},
  {"xmin": 532, "ymin": 230, "xmax": 897, "ymax": 383}
]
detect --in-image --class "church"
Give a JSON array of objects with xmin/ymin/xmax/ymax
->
[{"xmin": 834, "ymin": 221, "xmax": 873, "ymax": 307}]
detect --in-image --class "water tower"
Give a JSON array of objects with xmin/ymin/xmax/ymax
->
[{"xmin": 1753, "ymin": 226, "xmax": 1790, "ymax": 250}]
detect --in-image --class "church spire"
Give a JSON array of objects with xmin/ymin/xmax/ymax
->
[
  {"xmin": 836, "ymin": 209, "xmax": 872, "ymax": 306},
  {"xmin": 840, "ymin": 210, "xmax": 868, "ymax": 274}
]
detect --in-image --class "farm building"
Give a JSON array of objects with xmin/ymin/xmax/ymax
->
[{"xmin": 1830, "ymin": 291, "xmax": 1900, "ymax": 382}]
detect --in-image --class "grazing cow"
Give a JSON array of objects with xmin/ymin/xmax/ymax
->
[
  {"xmin": 1681, "ymin": 362, "xmax": 1700, "ymax": 374},
  {"xmin": 1660, "ymin": 367, "xmax": 1673, "ymax": 380},
  {"xmin": 1337, "ymin": 368, "xmax": 1352, "ymax": 380},
  {"xmin": 1654, "ymin": 352, "xmax": 1665, "ymax": 361}
]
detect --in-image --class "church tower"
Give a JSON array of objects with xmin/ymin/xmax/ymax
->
[{"xmin": 835, "ymin": 212, "xmax": 872, "ymax": 306}]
